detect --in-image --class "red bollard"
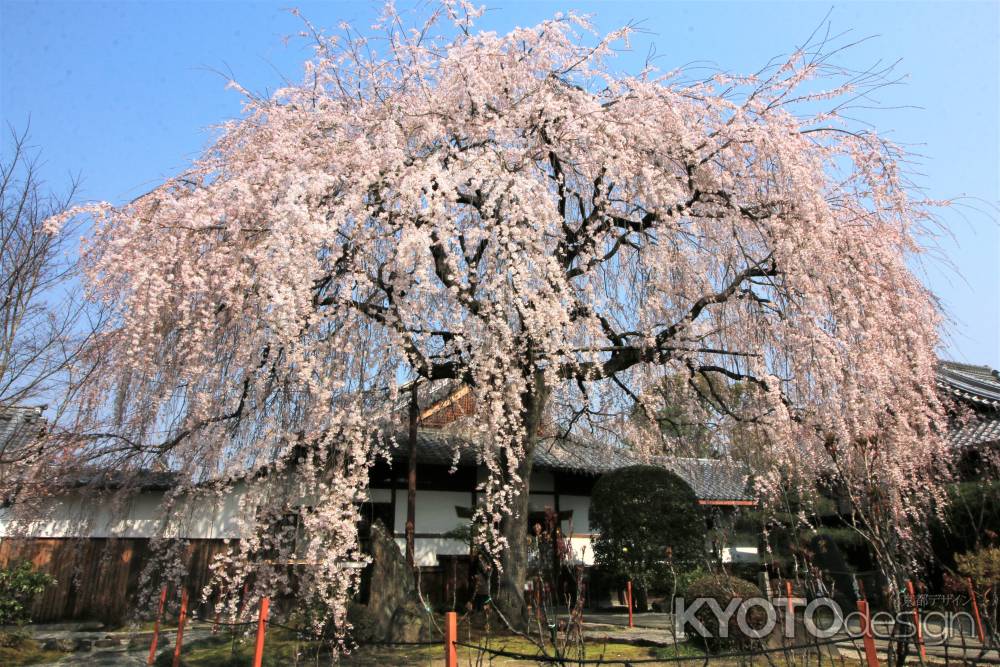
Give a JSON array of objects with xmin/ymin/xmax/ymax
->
[
  {"xmin": 856, "ymin": 600, "xmax": 880, "ymax": 667},
  {"xmin": 626, "ymin": 580, "xmax": 634, "ymax": 628},
  {"xmin": 785, "ymin": 580, "xmax": 794, "ymax": 618},
  {"xmin": 444, "ymin": 610, "xmax": 458, "ymax": 667},
  {"xmin": 905, "ymin": 579, "xmax": 926, "ymax": 660},
  {"xmin": 147, "ymin": 585, "xmax": 167, "ymax": 665},
  {"xmin": 252, "ymin": 596, "xmax": 270, "ymax": 667},
  {"xmin": 968, "ymin": 577, "xmax": 987, "ymax": 643},
  {"xmin": 172, "ymin": 588, "xmax": 189, "ymax": 667}
]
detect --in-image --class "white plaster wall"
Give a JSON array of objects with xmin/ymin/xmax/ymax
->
[
  {"xmin": 394, "ymin": 537, "xmax": 469, "ymax": 567},
  {"xmin": 567, "ymin": 536, "xmax": 595, "ymax": 566},
  {"xmin": 0, "ymin": 483, "xmax": 253, "ymax": 540},
  {"xmin": 527, "ymin": 493, "xmax": 556, "ymax": 512},
  {"xmin": 558, "ymin": 494, "xmax": 591, "ymax": 534},
  {"xmin": 392, "ymin": 489, "xmax": 470, "ymax": 536}
]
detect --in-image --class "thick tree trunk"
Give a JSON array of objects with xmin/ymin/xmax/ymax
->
[
  {"xmin": 493, "ymin": 378, "xmax": 547, "ymax": 628},
  {"xmin": 405, "ymin": 382, "xmax": 418, "ymax": 569}
]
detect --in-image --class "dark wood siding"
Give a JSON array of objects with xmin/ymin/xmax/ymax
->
[{"xmin": 0, "ymin": 537, "xmax": 227, "ymax": 625}]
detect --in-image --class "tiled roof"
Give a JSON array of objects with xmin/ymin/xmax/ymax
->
[
  {"xmin": 937, "ymin": 360, "xmax": 1000, "ymax": 409},
  {"xmin": 0, "ymin": 405, "xmax": 45, "ymax": 457},
  {"xmin": 948, "ymin": 417, "xmax": 1000, "ymax": 449},
  {"xmin": 384, "ymin": 428, "xmax": 754, "ymax": 502},
  {"xmin": 383, "ymin": 428, "xmax": 635, "ymax": 475},
  {"xmin": 658, "ymin": 456, "xmax": 754, "ymax": 502}
]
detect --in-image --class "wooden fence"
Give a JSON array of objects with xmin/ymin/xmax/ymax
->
[{"xmin": 0, "ymin": 537, "xmax": 227, "ymax": 625}]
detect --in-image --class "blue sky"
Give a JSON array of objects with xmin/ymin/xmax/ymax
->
[{"xmin": 2, "ymin": 1, "xmax": 997, "ymax": 366}]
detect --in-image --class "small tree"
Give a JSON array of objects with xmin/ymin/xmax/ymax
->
[{"xmin": 591, "ymin": 465, "xmax": 705, "ymax": 604}]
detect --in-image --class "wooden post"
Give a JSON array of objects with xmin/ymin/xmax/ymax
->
[
  {"xmin": 172, "ymin": 588, "xmax": 189, "ymax": 667},
  {"xmin": 906, "ymin": 579, "xmax": 926, "ymax": 660},
  {"xmin": 444, "ymin": 610, "xmax": 458, "ymax": 667},
  {"xmin": 147, "ymin": 585, "xmax": 167, "ymax": 665},
  {"xmin": 968, "ymin": 577, "xmax": 986, "ymax": 643},
  {"xmin": 626, "ymin": 580, "xmax": 634, "ymax": 628},
  {"xmin": 785, "ymin": 580, "xmax": 794, "ymax": 618},
  {"xmin": 406, "ymin": 380, "xmax": 418, "ymax": 569},
  {"xmin": 856, "ymin": 600, "xmax": 880, "ymax": 667},
  {"xmin": 252, "ymin": 596, "xmax": 270, "ymax": 667}
]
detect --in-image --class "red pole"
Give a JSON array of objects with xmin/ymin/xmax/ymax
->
[
  {"xmin": 785, "ymin": 580, "xmax": 794, "ymax": 618},
  {"xmin": 444, "ymin": 610, "xmax": 458, "ymax": 667},
  {"xmin": 856, "ymin": 600, "xmax": 880, "ymax": 667},
  {"xmin": 172, "ymin": 588, "xmax": 189, "ymax": 667},
  {"xmin": 906, "ymin": 579, "xmax": 926, "ymax": 660},
  {"xmin": 252, "ymin": 596, "xmax": 270, "ymax": 667},
  {"xmin": 626, "ymin": 580, "xmax": 634, "ymax": 628},
  {"xmin": 968, "ymin": 577, "xmax": 987, "ymax": 643},
  {"xmin": 147, "ymin": 585, "xmax": 167, "ymax": 665}
]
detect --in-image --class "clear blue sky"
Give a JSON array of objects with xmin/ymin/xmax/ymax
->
[{"xmin": 2, "ymin": 1, "xmax": 997, "ymax": 366}]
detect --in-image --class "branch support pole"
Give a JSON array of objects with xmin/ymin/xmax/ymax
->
[
  {"xmin": 906, "ymin": 579, "xmax": 926, "ymax": 660},
  {"xmin": 626, "ymin": 580, "xmax": 634, "ymax": 628},
  {"xmin": 253, "ymin": 596, "xmax": 270, "ymax": 667},
  {"xmin": 856, "ymin": 600, "xmax": 880, "ymax": 667},
  {"xmin": 444, "ymin": 610, "xmax": 457, "ymax": 667},
  {"xmin": 968, "ymin": 577, "xmax": 986, "ymax": 643},
  {"xmin": 147, "ymin": 585, "xmax": 167, "ymax": 666},
  {"xmin": 171, "ymin": 588, "xmax": 189, "ymax": 667}
]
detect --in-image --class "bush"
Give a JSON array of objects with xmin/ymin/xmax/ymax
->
[
  {"xmin": 957, "ymin": 547, "xmax": 1000, "ymax": 591},
  {"xmin": 591, "ymin": 465, "xmax": 706, "ymax": 594},
  {"xmin": 0, "ymin": 562, "xmax": 55, "ymax": 625},
  {"xmin": 683, "ymin": 574, "xmax": 767, "ymax": 651}
]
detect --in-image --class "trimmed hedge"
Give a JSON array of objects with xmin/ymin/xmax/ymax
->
[{"xmin": 683, "ymin": 574, "xmax": 767, "ymax": 650}]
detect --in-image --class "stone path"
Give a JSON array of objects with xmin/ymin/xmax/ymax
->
[{"xmin": 20, "ymin": 622, "xmax": 217, "ymax": 666}]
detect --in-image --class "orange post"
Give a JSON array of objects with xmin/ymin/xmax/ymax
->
[
  {"xmin": 444, "ymin": 610, "xmax": 458, "ymax": 667},
  {"xmin": 252, "ymin": 596, "xmax": 270, "ymax": 667},
  {"xmin": 856, "ymin": 600, "xmax": 880, "ymax": 667},
  {"xmin": 172, "ymin": 588, "xmax": 189, "ymax": 667},
  {"xmin": 968, "ymin": 577, "xmax": 986, "ymax": 643},
  {"xmin": 905, "ymin": 580, "xmax": 926, "ymax": 660},
  {"xmin": 147, "ymin": 585, "xmax": 168, "ymax": 665},
  {"xmin": 626, "ymin": 580, "xmax": 634, "ymax": 628},
  {"xmin": 785, "ymin": 580, "xmax": 794, "ymax": 618}
]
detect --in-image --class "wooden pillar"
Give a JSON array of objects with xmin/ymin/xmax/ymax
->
[{"xmin": 406, "ymin": 380, "xmax": 418, "ymax": 569}]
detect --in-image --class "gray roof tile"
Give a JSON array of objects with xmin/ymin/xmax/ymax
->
[
  {"xmin": 384, "ymin": 428, "xmax": 754, "ymax": 502},
  {"xmin": 937, "ymin": 360, "xmax": 1000, "ymax": 409}
]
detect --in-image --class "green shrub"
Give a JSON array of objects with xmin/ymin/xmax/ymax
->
[
  {"xmin": 957, "ymin": 547, "xmax": 1000, "ymax": 590},
  {"xmin": 683, "ymin": 574, "xmax": 767, "ymax": 651},
  {"xmin": 0, "ymin": 562, "xmax": 55, "ymax": 625},
  {"xmin": 591, "ymin": 465, "xmax": 706, "ymax": 594}
]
